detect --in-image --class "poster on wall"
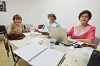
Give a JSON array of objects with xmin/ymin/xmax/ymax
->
[{"xmin": 0, "ymin": 0, "xmax": 6, "ymax": 12}]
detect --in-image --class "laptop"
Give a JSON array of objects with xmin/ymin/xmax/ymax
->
[
  {"xmin": 87, "ymin": 50, "xmax": 100, "ymax": 66},
  {"xmin": 47, "ymin": 26, "xmax": 72, "ymax": 45}
]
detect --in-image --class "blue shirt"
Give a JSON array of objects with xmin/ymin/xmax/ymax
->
[{"xmin": 42, "ymin": 21, "xmax": 61, "ymax": 31}]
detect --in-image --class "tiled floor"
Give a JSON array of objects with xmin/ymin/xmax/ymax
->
[{"xmin": 0, "ymin": 40, "xmax": 30, "ymax": 66}]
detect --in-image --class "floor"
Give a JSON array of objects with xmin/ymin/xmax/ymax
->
[{"xmin": 0, "ymin": 40, "xmax": 30, "ymax": 66}]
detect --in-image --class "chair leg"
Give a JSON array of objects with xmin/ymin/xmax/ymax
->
[
  {"xmin": 7, "ymin": 52, "xmax": 9, "ymax": 57},
  {"xmin": 10, "ymin": 45, "xmax": 16, "ymax": 62},
  {"xmin": 4, "ymin": 37, "xmax": 9, "ymax": 57}
]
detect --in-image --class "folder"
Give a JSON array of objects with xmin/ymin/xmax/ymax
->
[{"xmin": 87, "ymin": 50, "xmax": 100, "ymax": 66}]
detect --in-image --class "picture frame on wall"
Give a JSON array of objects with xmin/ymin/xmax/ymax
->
[{"xmin": 0, "ymin": 0, "xmax": 6, "ymax": 12}]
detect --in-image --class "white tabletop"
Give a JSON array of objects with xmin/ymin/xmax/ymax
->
[{"xmin": 9, "ymin": 34, "xmax": 93, "ymax": 66}]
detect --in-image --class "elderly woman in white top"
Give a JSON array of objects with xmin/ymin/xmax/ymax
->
[{"xmin": 42, "ymin": 13, "xmax": 61, "ymax": 31}]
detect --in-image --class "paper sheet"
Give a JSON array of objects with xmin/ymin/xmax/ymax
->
[
  {"xmin": 38, "ymin": 29, "xmax": 48, "ymax": 32},
  {"xmin": 77, "ymin": 42, "xmax": 84, "ymax": 45},
  {"xmin": 68, "ymin": 37, "xmax": 84, "ymax": 45},
  {"xmin": 13, "ymin": 43, "xmax": 47, "ymax": 62},
  {"xmin": 68, "ymin": 46, "xmax": 75, "ymax": 50},
  {"xmin": 28, "ymin": 37, "xmax": 43, "ymax": 44},
  {"xmin": 23, "ymin": 33, "xmax": 30, "ymax": 36},
  {"xmin": 29, "ymin": 49, "xmax": 65, "ymax": 66},
  {"xmin": 34, "ymin": 32, "xmax": 42, "ymax": 35}
]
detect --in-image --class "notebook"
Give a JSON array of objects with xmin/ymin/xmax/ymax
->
[
  {"xmin": 29, "ymin": 49, "xmax": 65, "ymax": 66},
  {"xmin": 13, "ymin": 43, "xmax": 47, "ymax": 62},
  {"xmin": 13, "ymin": 43, "xmax": 65, "ymax": 66}
]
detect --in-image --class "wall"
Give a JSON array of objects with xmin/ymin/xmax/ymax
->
[
  {"xmin": 0, "ymin": 0, "xmax": 31, "ymax": 26},
  {"xmin": 31, "ymin": 0, "xmax": 100, "ymax": 37}
]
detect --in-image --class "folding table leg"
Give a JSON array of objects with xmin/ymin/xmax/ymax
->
[
  {"xmin": 10, "ymin": 45, "xmax": 16, "ymax": 62},
  {"xmin": 14, "ymin": 57, "xmax": 20, "ymax": 66}
]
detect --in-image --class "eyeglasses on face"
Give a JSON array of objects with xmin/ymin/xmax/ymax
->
[{"xmin": 81, "ymin": 15, "xmax": 89, "ymax": 18}]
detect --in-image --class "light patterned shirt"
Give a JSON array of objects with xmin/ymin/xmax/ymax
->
[{"xmin": 42, "ymin": 21, "xmax": 61, "ymax": 31}]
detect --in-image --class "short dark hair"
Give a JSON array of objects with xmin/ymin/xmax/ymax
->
[
  {"xmin": 13, "ymin": 14, "xmax": 22, "ymax": 21},
  {"xmin": 78, "ymin": 10, "xmax": 92, "ymax": 20},
  {"xmin": 47, "ymin": 14, "xmax": 57, "ymax": 20}
]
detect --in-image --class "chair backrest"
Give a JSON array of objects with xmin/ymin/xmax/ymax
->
[
  {"xmin": 93, "ymin": 37, "xmax": 100, "ymax": 45},
  {"xmin": 38, "ymin": 24, "xmax": 43, "ymax": 29},
  {"xmin": 25, "ymin": 24, "xmax": 31, "ymax": 29},
  {"xmin": 0, "ymin": 25, "xmax": 6, "ymax": 35}
]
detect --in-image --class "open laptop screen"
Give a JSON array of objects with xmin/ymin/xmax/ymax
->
[{"xmin": 47, "ymin": 26, "xmax": 68, "ymax": 45}]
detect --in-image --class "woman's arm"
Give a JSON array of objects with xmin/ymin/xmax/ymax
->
[
  {"xmin": 67, "ymin": 27, "xmax": 74, "ymax": 37},
  {"xmin": 22, "ymin": 24, "xmax": 30, "ymax": 33},
  {"xmin": 75, "ymin": 39, "xmax": 93, "ymax": 44}
]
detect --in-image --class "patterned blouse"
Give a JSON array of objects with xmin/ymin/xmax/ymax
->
[
  {"xmin": 67, "ymin": 24, "xmax": 96, "ymax": 42},
  {"xmin": 7, "ymin": 22, "xmax": 25, "ymax": 34}
]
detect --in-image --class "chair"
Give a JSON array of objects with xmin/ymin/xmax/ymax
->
[
  {"xmin": 38, "ymin": 24, "xmax": 43, "ymax": 29},
  {"xmin": 24, "ymin": 24, "xmax": 31, "ymax": 32},
  {"xmin": 34, "ymin": 24, "xmax": 43, "ymax": 32},
  {"xmin": 6, "ymin": 24, "xmax": 28, "ymax": 62},
  {"xmin": 93, "ymin": 37, "xmax": 100, "ymax": 45},
  {"xmin": 0, "ymin": 25, "xmax": 9, "ymax": 57},
  {"xmin": 25, "ymin": 24, "xmax": 31, "ymax": 29}
]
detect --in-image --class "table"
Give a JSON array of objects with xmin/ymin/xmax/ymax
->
[{"xmin": 9, "ymin": 34, "xmax": 93, "ymax": 66}]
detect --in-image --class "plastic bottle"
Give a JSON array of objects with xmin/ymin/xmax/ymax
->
[
  {"xmin": 49, "ymin": 40, "xmax": 54, "ymax": 49},
  {"xmin": 30, "ymin": 25, "xmax": 35, "ymax": 38}
]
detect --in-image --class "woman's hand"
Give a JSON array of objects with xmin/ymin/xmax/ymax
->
[{"xmin": 25, "ymin": 28, "xmax": 30, "ymax": 32}]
